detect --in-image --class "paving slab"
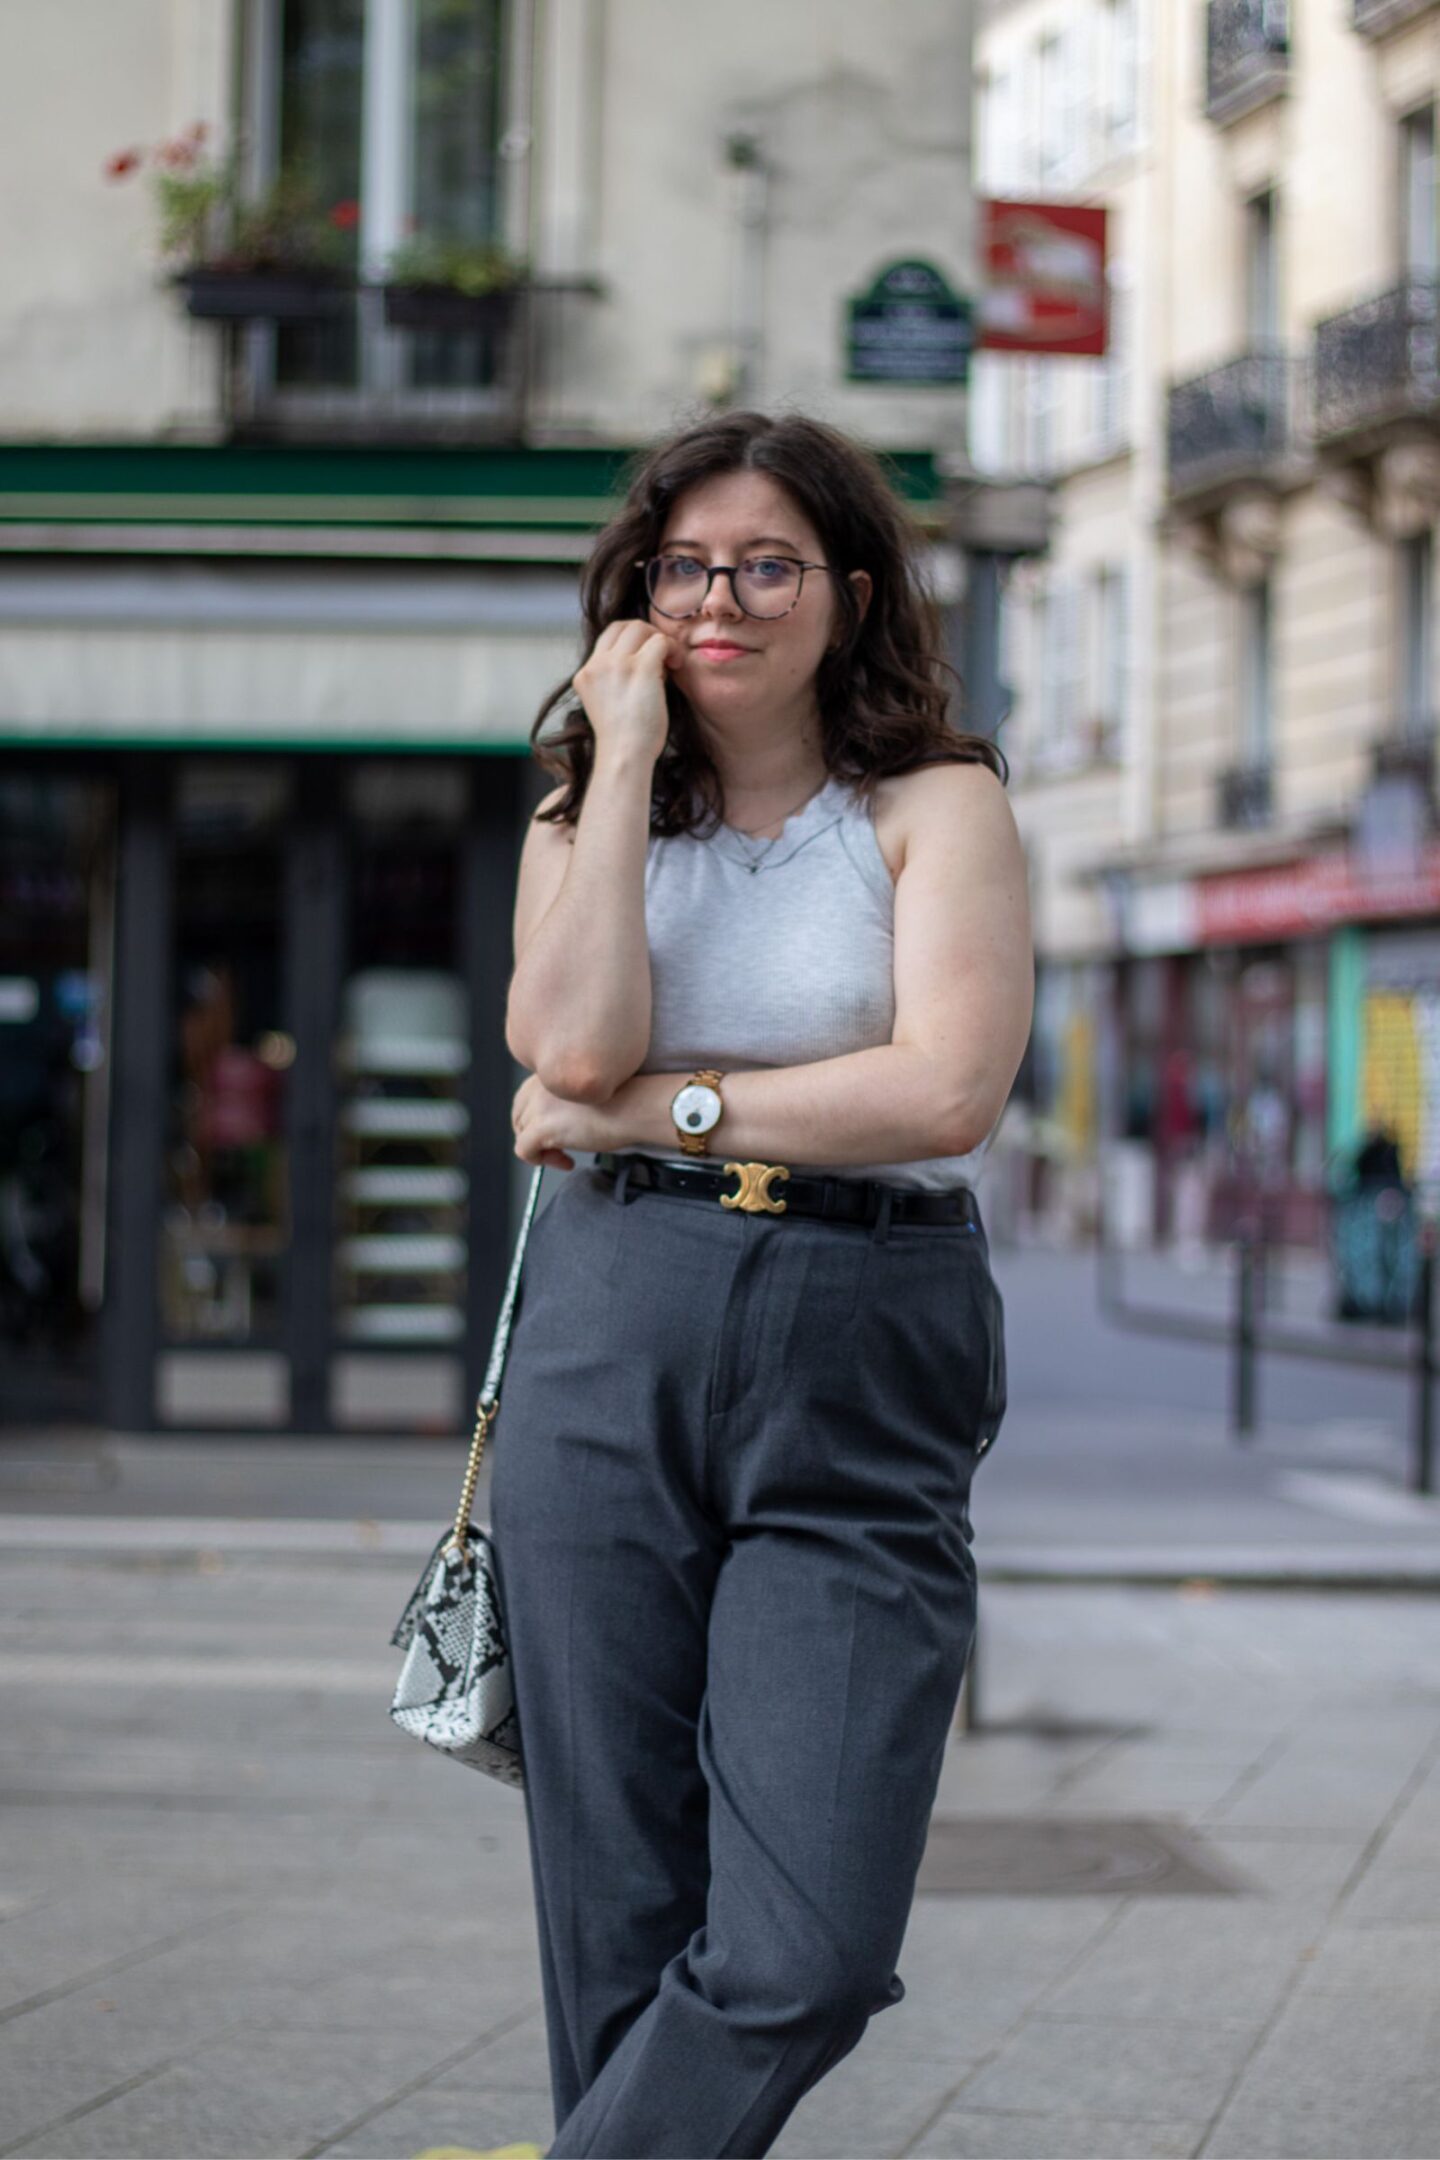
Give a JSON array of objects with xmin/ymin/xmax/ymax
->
[{"xmin": 5, "ymin": 1539, "xmax": 1440, "ymax": 2159}]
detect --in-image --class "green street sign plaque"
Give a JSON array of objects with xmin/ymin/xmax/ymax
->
[{"xmin": 845, "ymin": 259, "xmax": 974, "ymax": 385}]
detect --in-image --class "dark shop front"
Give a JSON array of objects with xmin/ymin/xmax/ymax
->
[{"xmin": 1, "ymin": 749, "xmax": 529, "ymax": 1434}]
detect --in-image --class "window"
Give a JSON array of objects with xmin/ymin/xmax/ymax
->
[
  {"xmin": 1093, "ymin": 265, "xmax": 1130, "ymax": 451},
  {"xmin": 1022, "ymin": 357, "xmax": 1061, "ymax": 476},
  {"xmin": 1399, "ymin": 530, "xmax": 1434, "ymax": 735},
  {"xmin": 250, "ymin": 0, "xmax": 512, "ymax": 400},
  {"xmin": 1400, "ymin": 106, "xmax": 1437, "ymax": 278},
  {"xmin": 1037, "ymin": 33, "xmax": 1067, "ymax": 186},
  {"xmin": 1099, "ymin": 0, "xmax": 1139, "ymax": 155},
  {"xmin": 1090, "ymin": 563, "xmax": 1130, "ymax": 759},
  {"xmin": 976, "ymin": 66, "xmax": 1012, "ymax": 194},
  {"xmin": 967, "ymin": 354, "xmax": 1010, "ymax": 475},
  {"xmin": 1245, "ymin": 189, "xmax": 1279, "ymax": 344},
  {"xmin": 1240, "ymin": 577, "xmax": 1274, "ymax": 766},
  {"xmin": 1035, "ymin": 575, "xmax": 1085, "ymax": 771}
]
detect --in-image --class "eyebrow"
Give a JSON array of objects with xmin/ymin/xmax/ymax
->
[{"xmin": 659, "ymin": 534, "xmax": 805, "ymax": 553}]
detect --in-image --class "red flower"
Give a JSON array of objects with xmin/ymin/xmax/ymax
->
[
  {"xmin": 328, "ymin": 198, "xmax": 361, "ymax": 230},
  {"xmin": 104, "ymin": 148, "xmax": 142, "ymax": 181},
  {"xmin": 159, "ymin": 138, "xmax": 198, "ymax": 169}
]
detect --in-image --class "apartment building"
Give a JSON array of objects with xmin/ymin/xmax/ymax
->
[
  {"xmin": 971, "ymin": 0, "xmax": 1152, "ymax": 1237},
  {"xmin": 976, "ymin": 0, "xmax": 1440, "ymax": 1253},
  {"xmin": 0, "ymin": 0, "xmax": 979, "ymax": 1431}
]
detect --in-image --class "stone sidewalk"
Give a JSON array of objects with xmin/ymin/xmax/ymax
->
[{"xmin": 1, "ymin": 1537, "xmax": 1438, "ymax": 2159}]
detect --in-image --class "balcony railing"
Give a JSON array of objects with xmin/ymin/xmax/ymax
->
[
  {"xmin": 216, "ymin": 279, "xmax": 604, "ymax": 445},
  {"xmin": 1353, "ymin": 0, "xmax": 1436, "ymax": 37},
  {"xmin": 1206, "ymin": 0, "xmax": 1290, "ymax": 125},
  {"xmin": 1217, "ymin": 760, "xmax": 1274, "ymax": 829},
  {"xmin": 1312, "ymin": 277, "xmax": 1440, "ymax": 447},
  {"xmin": 1166, "ymin": 348, "xmax": 1292, "ymax": 503}
]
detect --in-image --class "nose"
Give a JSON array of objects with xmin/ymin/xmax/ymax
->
[{"xmin": 696, "ymin": 568, "xmax": 748, "ymax": 627}]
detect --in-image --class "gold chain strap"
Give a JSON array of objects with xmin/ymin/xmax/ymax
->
[{"xmin": 445, "ymin": 1394, "xmax": 498, "ymax": 1559}]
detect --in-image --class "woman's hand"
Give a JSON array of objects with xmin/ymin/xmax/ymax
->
[
  {"xmin": 570, "ymin": 618, "xmax": 686, "ymax": 767},
  {"xmin": 511, "ymin": 1072, "xmax": 616, "ymax": 1170}
]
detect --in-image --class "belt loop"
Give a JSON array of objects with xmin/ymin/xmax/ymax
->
[
  {"xmin": 873, "ymin": 1182, "xmax": 894, "ymax": 1244},
  {"xmin": 613, "ymin": 1157, "xmax": 633, "ymax": 1206}
]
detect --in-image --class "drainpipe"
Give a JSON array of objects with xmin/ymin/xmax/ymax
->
[{"xmin": 724, "ymin": 130, "xmax": 768, "ymax": 408}]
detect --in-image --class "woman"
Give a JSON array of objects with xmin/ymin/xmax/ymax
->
[{"xmin": 491, "ymin": 409, "xmax": 1031, "ymax": 2159}]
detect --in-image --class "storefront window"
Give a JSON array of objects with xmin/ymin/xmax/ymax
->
[
  {"xmin": 159, "ymin": 765, "xmax": 292, "ymax": 1344},
  {"xmin": 0, "ymin": 777, "xmax": 114, "ymax": 1397},
  {"xmin": 334, "ymin": 761, "xmax": 469, "ymax": 1346}
]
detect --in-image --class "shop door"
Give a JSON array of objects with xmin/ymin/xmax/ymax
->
[
  {"xmin": 103, "ymin": 753, "xmax": 518, "ymax": 1434},
  {"xmin": 154, "ymin": 761, "xmax": 295, "ymax": 1426},
  {"xmin": 328, "ymin": 759, "xmax": 477, "ymax": 1433}
]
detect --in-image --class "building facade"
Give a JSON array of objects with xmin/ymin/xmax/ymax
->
[
  {"xmin": 975, "ymin": 0, "xmax": 1440, "ymax": 1253},
  {"xmin": 0, "ymin": 0, "xmax": 981, "ymax": 1430}
]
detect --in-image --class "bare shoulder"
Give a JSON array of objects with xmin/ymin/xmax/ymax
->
[{"xmin": 870, "ymin": 758, "xmax": 1015, "ymax": 884}]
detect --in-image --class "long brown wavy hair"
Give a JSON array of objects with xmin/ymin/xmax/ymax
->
[{"xmin": 528, "ymin": 410, "xmax": 1007, "ymax": 836}]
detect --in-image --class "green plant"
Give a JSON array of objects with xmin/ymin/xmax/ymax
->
[
  {"xmin": 106, "ymin": 125, "xmax": 358, "ymax": 278},
  {"xmin": 383, "ymin": 233, "xmax": 526, "ymax": 296}
]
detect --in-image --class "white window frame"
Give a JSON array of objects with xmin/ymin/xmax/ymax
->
[
  {"xmin": 1089, "ymin": 561, "xmax": 1130, "ymax": 760},
  {"xmin": 1099, "ymin": 0, "xmax": 1140, "ymax": 158},
  {"xmin": 240, "ymin": 0, "xmax": 530, "ymax": 415},
  {"xmin": 1400, "ymin": 104, "xmax": 1437, "ymax": 279},
  {"xmin": 1092, "ymin": 262, "xmax": 1130, "ymax": 453},
  {"xmin": 1244, "ymin": 189, "xmax": 1279, "ymax": 345}
]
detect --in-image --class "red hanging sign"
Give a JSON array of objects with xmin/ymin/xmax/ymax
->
[{"xmin": 978, "ymin": 199, "xmax": 1109, "ymax": 357}]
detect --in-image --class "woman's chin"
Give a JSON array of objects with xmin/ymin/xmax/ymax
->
[{"xmin": 680, "ymin": 669, "xmax": 766, "ymax": 715}]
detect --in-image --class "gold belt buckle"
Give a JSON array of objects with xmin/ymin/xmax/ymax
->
[{"xmin": 719, "ymin": 1160, "xmax": 791, "ymax": 1214}]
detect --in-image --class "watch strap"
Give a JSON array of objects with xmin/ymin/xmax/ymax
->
[{"xmin": 674, "ymin": 1067, "xmax": 725, "ymax": 1155}]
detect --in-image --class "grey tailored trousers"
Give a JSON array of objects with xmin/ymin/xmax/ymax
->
[{"xmin": 487, "ymin": 1158, "xmax": 1007, "ymax": 2159}]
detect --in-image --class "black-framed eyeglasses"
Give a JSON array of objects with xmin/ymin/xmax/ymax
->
[{"xmin": 635, "ymin": 552, "xmax": 840, "ymax": 621}]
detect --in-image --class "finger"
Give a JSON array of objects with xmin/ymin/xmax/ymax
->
[{"xmin": 604, "ymin": 619, "xmax": 659, "ymax": 655}]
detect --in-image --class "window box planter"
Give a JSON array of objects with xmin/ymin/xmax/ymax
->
[
  {"xmin": 176, "ymin": 268, "xmax": 354, "ymax": 322},
  {"xmin": 381, "ymin": 281, "xmax": 522, "ymax": 333}
]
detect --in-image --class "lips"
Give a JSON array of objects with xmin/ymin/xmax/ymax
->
[{"xmin": 692, "ymin": 641, "xmax": 754, "ymax": 655}]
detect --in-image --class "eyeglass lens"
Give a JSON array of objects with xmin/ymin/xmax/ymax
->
[{"xmin": 645, "ymin": 554, "xmax": 804, "ymax": 619}]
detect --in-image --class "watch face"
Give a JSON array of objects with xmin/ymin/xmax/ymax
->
[{"xmin": 672, "ymin": 1082, "xmax": 722, "ymax": 1137}]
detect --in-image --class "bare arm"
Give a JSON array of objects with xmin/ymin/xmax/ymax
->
[
  {"xmin": 504, "ymin": 748, "xmax": 657, "ymax": 1101},
  {"xmin": 505, "ymin": 620, "xmax": 687, "ymax": 1100}
]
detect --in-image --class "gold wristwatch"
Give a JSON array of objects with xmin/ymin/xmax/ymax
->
[{"xmin": 669, "ymin": 1068, "xmax": 726, "ymax": 1156}]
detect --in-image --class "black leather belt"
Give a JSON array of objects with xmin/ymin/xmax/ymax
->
[{"xmin": 594, "ymin": 1151, "xmax": 979, "ymax": 1229}]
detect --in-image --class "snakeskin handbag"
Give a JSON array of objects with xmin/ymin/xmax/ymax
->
[{"xmin": 388, "ymin": 1163, "xmax": 548, "ymax": 1788}]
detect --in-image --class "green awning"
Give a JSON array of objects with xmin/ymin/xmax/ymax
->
[{"xmin": 0, "ymin": 442, "xmax": 950, "ymax": 540}]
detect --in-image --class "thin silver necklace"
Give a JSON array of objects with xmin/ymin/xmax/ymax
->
[{"xmin": 723, "ymin": 776, "xmax": 830, "ymax": 874}]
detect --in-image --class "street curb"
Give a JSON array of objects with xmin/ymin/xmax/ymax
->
[{"xmin": 4, "ymin": 1515, "xmax": 1440, "ymax": 1588}]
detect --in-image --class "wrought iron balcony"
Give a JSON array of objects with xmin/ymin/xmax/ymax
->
[
  {"xmin": 1206, "ymin": 0, "xmax": 1290, "ymax": 125},
  {"xmin": 1166, "ymin": 348, "xmax": 1292, "ymax": 505},
  {"xmin": 1353, "ymin": 0, "xmax": 1436, "ymax": 37},
  {"xmin": 1312, "ymin": 277, "xmax": 1440, "ymax": 448},
  {"xmin": 221, "ymin": 279, "xmax": 604, "ymax": 445},
  {"xmin": 1217, "ymin": 760, "xmax": 1274, "ymax": 829}
]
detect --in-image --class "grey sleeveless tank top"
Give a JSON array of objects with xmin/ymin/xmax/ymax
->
[{"xmin": 630, "ymin": 771, "xmax": 997, "ymax": 1192}]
